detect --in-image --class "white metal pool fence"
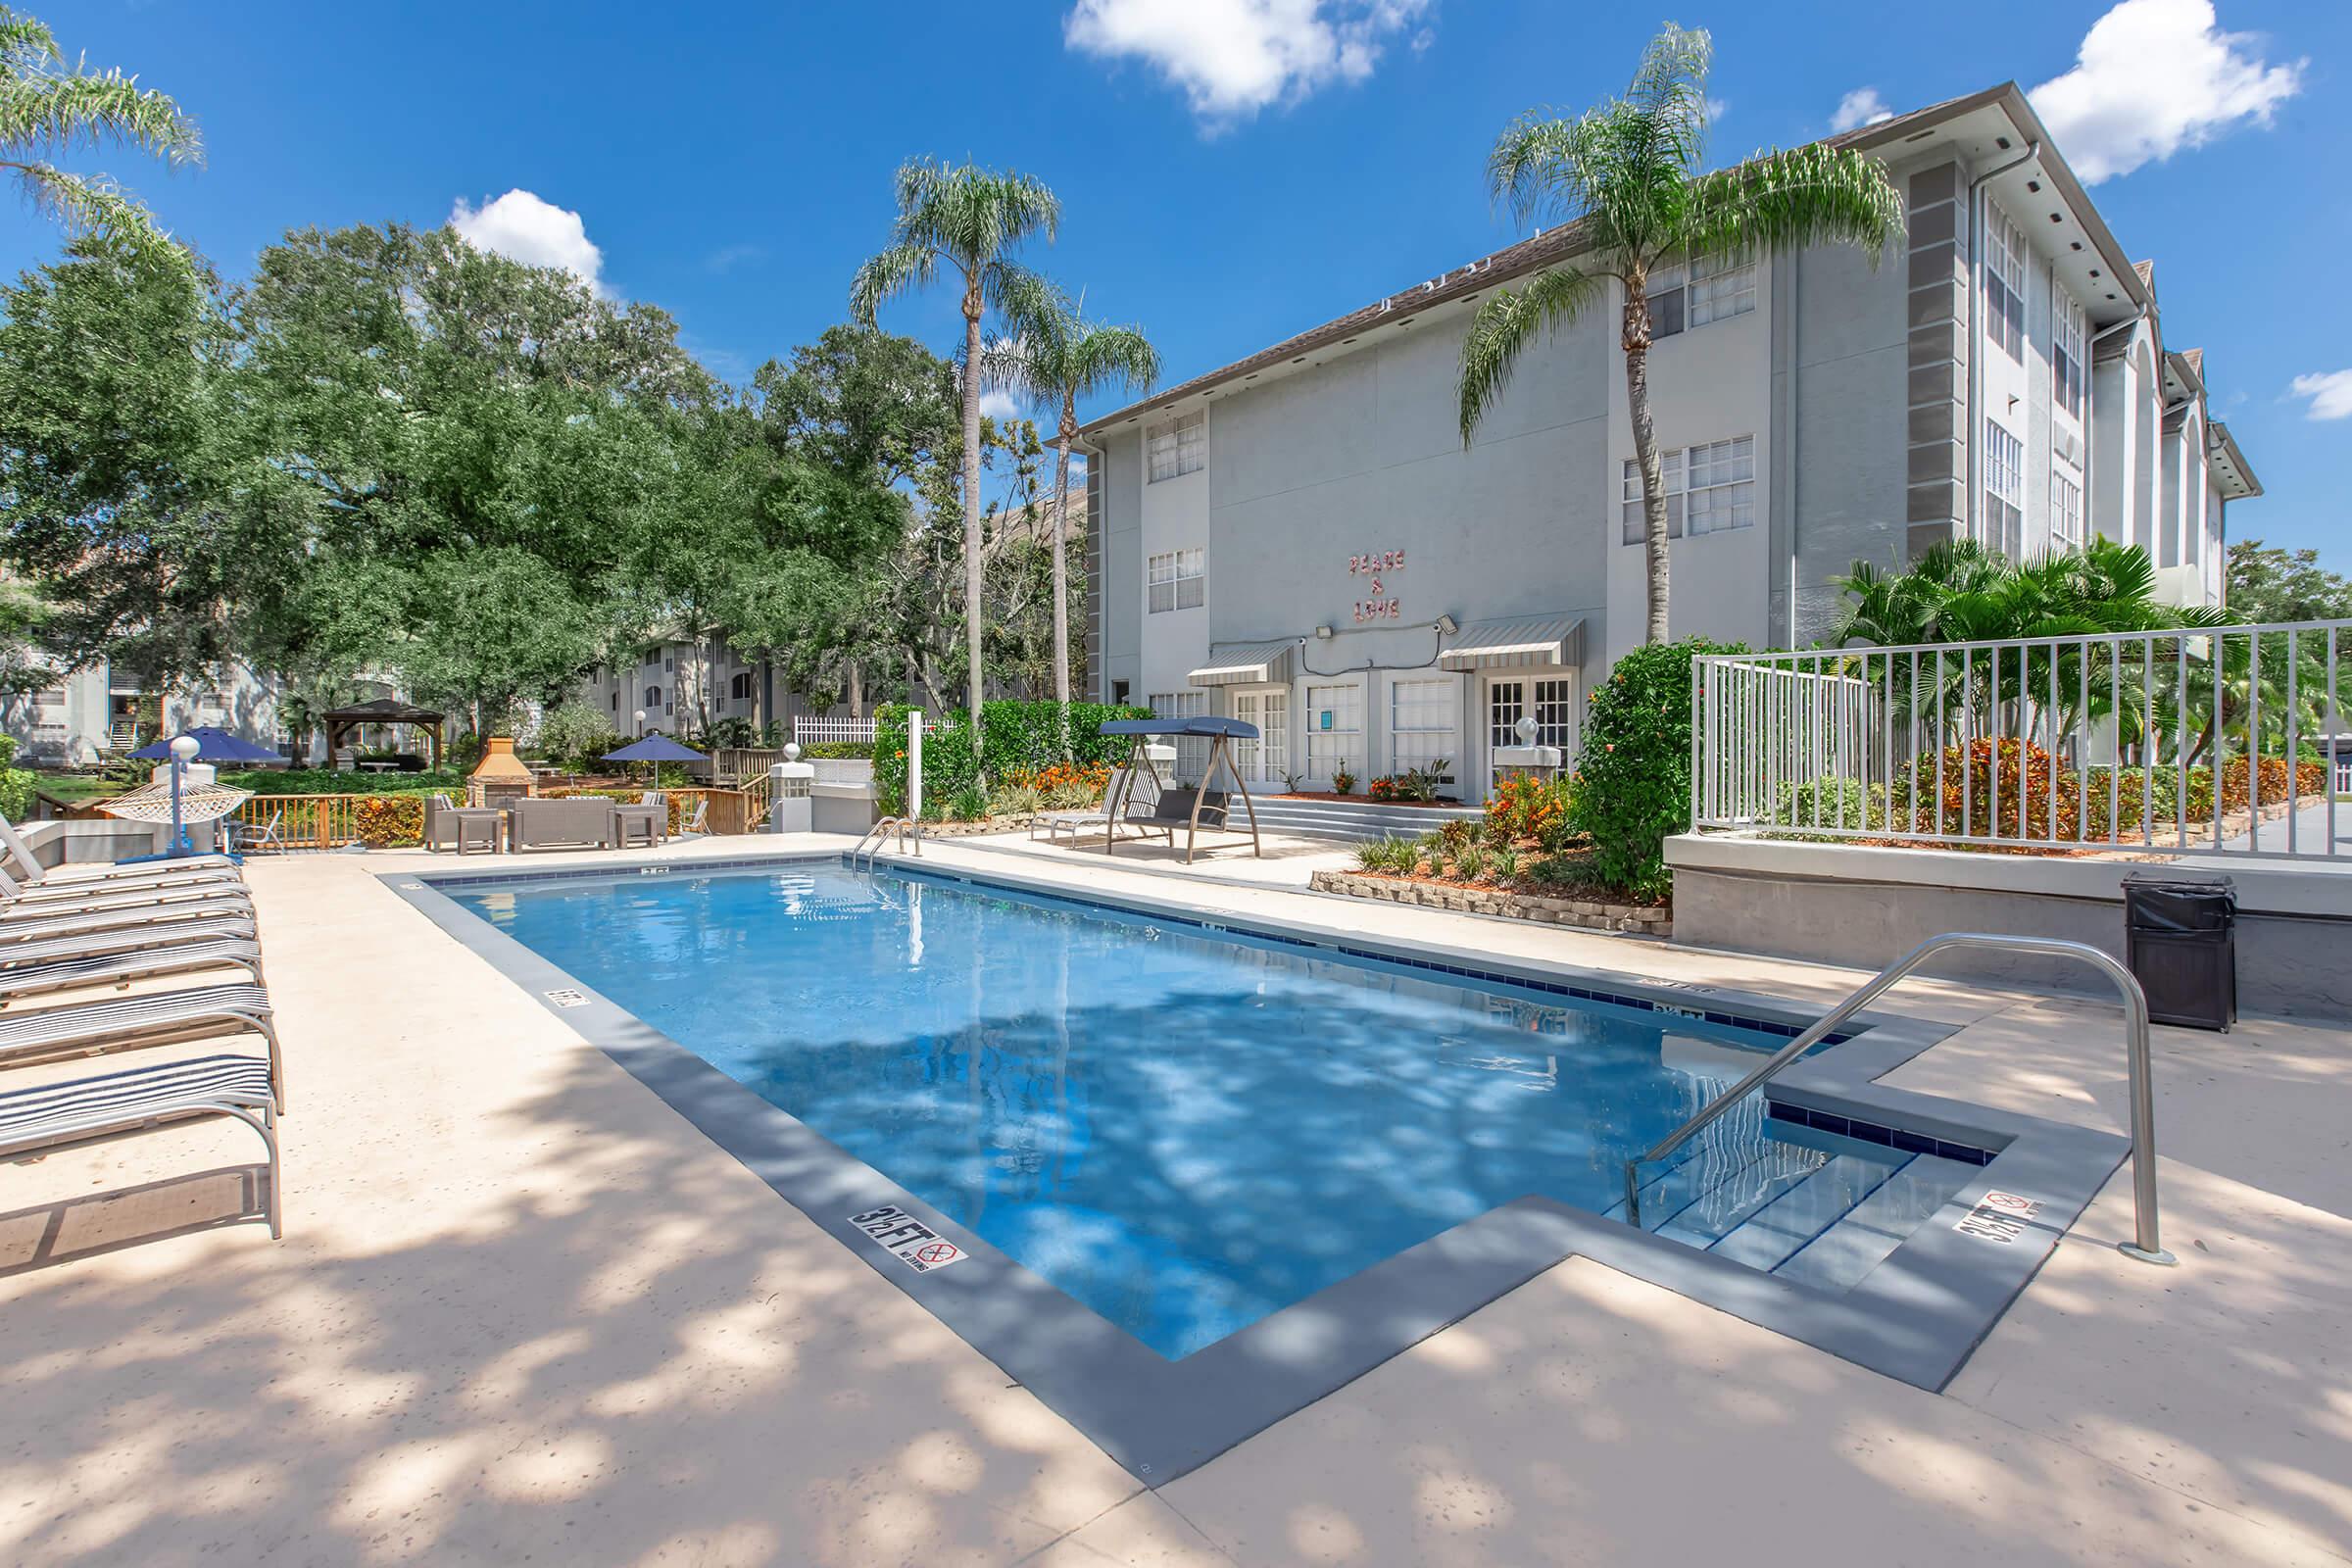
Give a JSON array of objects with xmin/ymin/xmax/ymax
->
[
  {"xmin": 793, "ymin": 716, "xmax": 878, "ymax": 748},
  {"xmin": 1691, "ymin": 618, "xmax": 2352, "ymax": 862}
]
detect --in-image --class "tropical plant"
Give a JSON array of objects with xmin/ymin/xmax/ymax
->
[
  {"xmin": 850, "ymin": 159, "xmax": 1060, "ymax": 764},
  {"xmin": 1452, "ymin": 844, "xmax": 1487, "ymax": 882},
  {"xmin": 1456, "ymin": 24, "xmax": 1904, "ymax": 643},
  {"xmin": 1330, "ymin": 766, "xmax": 1356, "ymax": 796},
  {"xmin": 1489, "ymin": 843, "xmax": 1522, "ymax": 883},
  {"xmin": 987, "ymin": 279, "xmax": 1158, "ymax": 720},
  {"xmin": 0, "ymin": 8, "xmax": 202, "ymax": 277},
  {"xmin": 1571, "ymin": 636, "xmax": 1745, "ymax": 898}
]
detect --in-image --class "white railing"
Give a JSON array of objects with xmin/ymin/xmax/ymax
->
[
  {"xmin": 1692, "ymin": 619, "xmax": 2352, "ymax": 862},
  {"xmin": 794, "ymin": 716, "xmax": 877, "ymax": 747}
]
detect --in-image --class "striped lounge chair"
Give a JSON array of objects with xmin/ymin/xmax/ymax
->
[
  {"xmin": 0, "ymin": 1054, "xmax": 281, "ymax": 1238},
  {"xmin": 0, "ymin": 983, "xmax": 282, "ymax": 1109}
]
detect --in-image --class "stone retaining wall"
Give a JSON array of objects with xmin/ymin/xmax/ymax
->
[{"xmin": 1309, "ymin": 869, "xmax": 1671, "ymax": 938}]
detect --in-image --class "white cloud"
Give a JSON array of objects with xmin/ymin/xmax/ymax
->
[
  {"xmin": 1704, "ymin": 96, "xmax": 1729, "ymax": 123},
  {"xmin": 448, "ymin": 189, "xmax": 609, "ymax": 295},
  {"xmin": 1064, "ymin": 0, "xmax": 1435, "ymax": 123},
  {"xmin": 2289, "ymin": 370, "xmax": 2352, "ymax": 421},
  {"xmin": 1830, "ymin": 87, "xmax": 1892, "ymax": 133},
  {"xmin": 2029, "ymin": 0, "xmax": 2303, "ymax": 182},
  {"xmin": 979, "ymin": 388, "xmax": 1021, "ymax": 421}
]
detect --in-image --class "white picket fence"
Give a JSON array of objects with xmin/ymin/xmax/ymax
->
[{"xmin": 794, "ymin": 716, "xmax": 878, "ymax": 747}]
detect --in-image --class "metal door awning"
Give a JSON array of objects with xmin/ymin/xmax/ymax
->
[
  {"xmin": 1439, "ymin": 614, "xmax": 1585, "ymax": 670},
  {"xmin": 1187, "ymin": 639, "xmax": 1302, "ymax": 687}
]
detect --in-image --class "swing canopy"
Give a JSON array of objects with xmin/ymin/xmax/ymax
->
[{"xmin": 1096, "ymin": 716, "xmax": 1261, "ymax": 740}]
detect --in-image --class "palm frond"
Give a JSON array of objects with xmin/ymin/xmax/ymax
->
[
  {"xmin": 1486, "ymin": 108, "xmax": 1620, "ymax": 233},
  {"xmin": 846, "ymin": 241, "xmax": 934, "ymax": 325},
  {"xmin": 1069, "ymin": 321, "xmax": 1159, "ymax": 403},
  {"xmin": 1455, "ymin": 265, "xmax": 1603, "ymax": 446},
  {"xmin": 0, "ymin": 69, "xmax": 203, "ymax": 166},
  {"xmin": 1622, "ymin": 23, "xmax": 1712, "ymax": 178},
  {"xmin": 887, "ymin": 157, "xmax": 1058, "ymax": 270},
  {"xmin": 0, "ymin": 8, "xmax": 59, "ymax": 72},
  {"xmin": 1679, "ymin": 142, "xmax": 1904, "ymax": 270},
  {"xmin": 7, "ymin": 163, "xmax": 194, "ymax": 277}
]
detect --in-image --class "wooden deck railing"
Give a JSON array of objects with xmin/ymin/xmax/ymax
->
[{"xmin": 225, "ymin": 786, "xmax": 775, "ymax": 850}]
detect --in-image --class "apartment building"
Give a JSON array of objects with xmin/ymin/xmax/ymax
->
[
  {"xmin": 1076, "ymin": 83, "xmax": 2261, "ymax": 800},
  {"xmin": 577, "ymin": 636, "xmax": 814, "ymax": 738},
  {"xmin": 0, "ymin": 659, "xmax": 290, "ymax": 766}
]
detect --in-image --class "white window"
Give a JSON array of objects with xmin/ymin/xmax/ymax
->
[
  {"xmin": 1389, "ymin": 678, "xmax": 1458, "ymax": 778},
  {"xmin": 1147, "ymin": 548, "xmax": 1204, "ymax": 613},
  {"xmin": 1304, "ymin": 682, "xmax": 1363, "ymax": 783},
  {"xmin": 1622, "ymin": 435, "xmax": 1754, "ymax": 544},
  {"xmin": 1984, "ymin": 419, "xmax": 2024, "ymax": 558},
  {"xmin": 1488, "ymin": 678, "xmax": 1573, "ymax": 751},
  {"xmin": 2052, "ymin": 291, "xmax": 2086, "ymax": 421},
  {"xmin": 2051, "ymin": 471, "xmax": 2082, "ymax": 552},
  {"xmin": 1232, "ymin": 689, "xmax": 1287, "ymax": 783},
  {"xmin": 1643, "ymin": 252, "xmax": 1756, "ymax": 339},
  {"xmin": 1984, "ymin": 206, "xmax": 2027, "ymax": 362},
  {"xmin": 32, "ymin": 687, "xmax": 65, "ymax": 710},
  {"xmin": 1147, "ymin": 410, "xmax": 1205, "ymax": 483}
]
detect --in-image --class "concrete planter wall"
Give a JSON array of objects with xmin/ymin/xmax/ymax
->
[
  {"xmin": 1310, "ymin": 868, "xmax": 1670, "ymax": 938},
  {"xmin": 1667, "ymin": 832, "xmax": 2352, "ymax": 1019}
]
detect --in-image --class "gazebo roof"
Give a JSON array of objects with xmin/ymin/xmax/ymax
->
[{"xmin": 322, "ymin": 697, "xmax": 445, "ymax": 724}]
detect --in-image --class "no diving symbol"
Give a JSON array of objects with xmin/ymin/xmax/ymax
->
[{"xmin": 915, "ymin": 1242, "xmax": 961, "ymax": 1266}]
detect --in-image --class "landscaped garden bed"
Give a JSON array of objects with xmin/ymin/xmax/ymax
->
[{"xmin": 1311, "ymin": 866, "xmax": 1670, "ymax": 936}]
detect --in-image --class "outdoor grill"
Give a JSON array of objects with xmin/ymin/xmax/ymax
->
[{"xmin": 467, "ymin": 734, "xmax": 536, "ymax": 811}]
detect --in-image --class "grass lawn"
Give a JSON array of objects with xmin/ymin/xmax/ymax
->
[{"xmin": 27, "ymin": 771, "xmax": 127, "ymax": 804}]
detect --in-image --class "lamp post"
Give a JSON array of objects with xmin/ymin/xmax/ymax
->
[
  {"xmin": 634, "ymin": 708, "xmax": 647, "ymax": 740},
  {"xmin": 167, "ymin": 732, "xmax": 201, "ymax": 858}
]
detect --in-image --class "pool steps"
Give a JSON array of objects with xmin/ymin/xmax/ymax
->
[{"xmin": 1620, "ymin": 1120, "xmax": 1980, "ymax": 1294}]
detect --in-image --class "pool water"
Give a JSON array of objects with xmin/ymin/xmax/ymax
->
[{"xmin": 454, "ymin": 864, "xmax": 1916, "ymax": 1358}]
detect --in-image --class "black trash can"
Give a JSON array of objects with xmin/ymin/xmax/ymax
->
[{"xmin": 2121, "ymin": 871, "xmax": 2236, "ymax": 1031}]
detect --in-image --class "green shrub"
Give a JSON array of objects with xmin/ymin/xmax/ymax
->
[
  {"xmin": 801, "ymin": 741, "xmax": 873, "ymax": 760},
  {"xmin": 1489, "ymin": 844, "xmax": 1521, "ymax": 882},
  {"xmin": 948, "ymin": 785, "xmax": 989, "ymax": 822},
  {"xmin": 1437, "ymin": 818, "xmax": 1476, "ymax": 854},
  {"xmin": 1352, "ymin": 833, "xmax": 1420, "ymax": 873},
  {"xmin": 1330, "ymin": 766, "xmax": 1356, "ymax": 796},
  {"xmin": 225, "ymin": 767, "xmax": 471, "ymax": 796},
  {"xmin": 1452, "ymin": 844, "xmax": 1486, "ymax": 881},
  {"xmin": 873, "ymin": 699, "xmax": 1149, "ymax": 814},
  {"xmin": 1569, "ymin": 636, "xmax": 1745, "ymax": 900},
  {"xmin": 989, "ymin": 782, "xmax": 1043, "ymax": 818}
]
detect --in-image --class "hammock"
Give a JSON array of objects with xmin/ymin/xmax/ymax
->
[{"xmin": 99, "ymin": 781, "xmax": 255, "ymax": 826}]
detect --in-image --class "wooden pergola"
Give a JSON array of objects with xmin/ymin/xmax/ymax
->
[{"xmin": 322, "ymin": 698, "xmax": 446, "ymax": 766}]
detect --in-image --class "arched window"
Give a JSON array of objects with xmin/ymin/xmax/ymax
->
[
  {"xmin": 730, "ymin": 671, "xmax": 755, "ymax": 701},
  {"xmin": 643, "ymin": 685, "xmax": 662, "ymax": 709}
]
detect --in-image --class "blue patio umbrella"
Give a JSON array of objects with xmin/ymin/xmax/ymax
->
[
  {"xmin": 600, "ymin": 734, "xmax": 709, "ymax": 764},
  {"xmin": 130, "ymin": 725, "xmax": 283, "ymax": 764}
]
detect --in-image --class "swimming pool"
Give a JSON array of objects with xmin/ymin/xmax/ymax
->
[{"xmin": 447, "ymin": 861, "xmax": 1977, "ymax": 1359}]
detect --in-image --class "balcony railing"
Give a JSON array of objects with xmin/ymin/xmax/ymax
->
[{"xmin": 1691, "ymin": 619, "xmax": 2352, "ymax": 862}]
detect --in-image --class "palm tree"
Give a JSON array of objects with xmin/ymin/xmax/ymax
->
[
  {"xmin": 986, "ymin": 278, "xmax": 1160, "ymax": 714},
  {"xmin": 0, "ymin": 8, "xmax": 201, "ymax": 274},
  {"xmin": 850, "ymin": 159, "xmax": 1059, "ymax": 764},
  {"xmin": 1455, "ymin": 24, "xmax": 1905, "ymax": 644}
]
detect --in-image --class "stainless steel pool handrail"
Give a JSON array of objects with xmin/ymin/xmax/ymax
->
[
  {"xmin": 1623, "ymin": 933, "xmax": 2175, "ymax": 1266},
  {"xmin": 849, "ymin": 816, "xmax": 922, "ymax": 871}
]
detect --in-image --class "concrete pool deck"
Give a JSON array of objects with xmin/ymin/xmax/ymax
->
[{"xmin": 0, "ymin": 833, "xmax": 2346, "ymax": 1565}]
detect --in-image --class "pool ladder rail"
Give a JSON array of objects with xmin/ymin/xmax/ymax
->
[
  {"xmin": 1624, "ymin": 933, "xmax": 2175, "ymax": 1267},
  {"xmin": 850, "ymin": 816, "xmax": 921, "ymax": 871}
]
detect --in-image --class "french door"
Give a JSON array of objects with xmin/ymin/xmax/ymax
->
[{"xmin": 1231, "ymin": 689, "xmax": 1288, "ymax": 784}]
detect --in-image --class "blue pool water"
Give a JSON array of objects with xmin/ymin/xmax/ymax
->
[{"xmin": 452, "ymin": 864, "xmax": 1954, "ymax": 1357}]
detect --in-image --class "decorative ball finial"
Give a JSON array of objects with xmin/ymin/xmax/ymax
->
[
  {"xmin": 1514, "ymin": 715, "xmax": 1540, "ymax": 746},
  {"xmin": 782, "ymin": 742, "xmax": 802, "ymax": 762}
]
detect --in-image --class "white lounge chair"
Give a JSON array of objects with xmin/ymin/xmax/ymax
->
[
  {"xmin": 0, "ymin": 981, "xmax": 282, "ymax": 1108},
  {"xmin": 0, "ymin": 901, "xmax": 258, "ymax": 945},
  {"xmin": 0, "ymin": 868, "xmax": 249, "ymax": 920},
  {"xmin": 0, "ymin": 938, "xmax": 266, "ymax": 1004},
  {"xmin": 0, "ymin": 916, "xmax": 261, "ymax": 969},
  {"xmin": 0, "ymin": 1054, "xmax": 280, "ymax": 1238}
]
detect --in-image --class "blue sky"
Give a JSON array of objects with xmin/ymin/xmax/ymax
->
[{"xmin": 13, "ymin": 1, "xmax": 2346, "ymax": 565}]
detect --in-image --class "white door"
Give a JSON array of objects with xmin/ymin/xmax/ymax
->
[
  {"xmin": 1232, "ymin": 689, "xmax": 1288, "ymax": 785},
  {"xmin": 1303, "ymin": 681, "xmax": 1363, "ymax": 785}
]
